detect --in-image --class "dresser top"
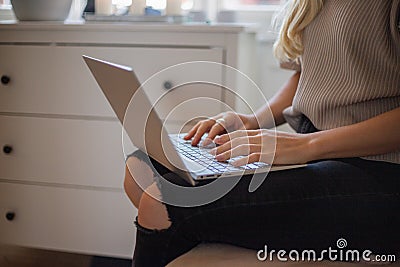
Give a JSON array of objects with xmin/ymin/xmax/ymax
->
[{"xmin": 0, "ymin": 20, "xmax": 257, "ymax": 34}]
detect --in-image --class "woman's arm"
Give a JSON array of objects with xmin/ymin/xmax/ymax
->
[
  {"xmin": 212, "ymin": 107, "xmax": 400, "ymax": 165},
  {"xmin": 248, "ymin": 72, "xmax": 300, "ymax": 129},
  {"xmin": 309, "ymin": 107, "xmax": 400, "ymax": 161}
]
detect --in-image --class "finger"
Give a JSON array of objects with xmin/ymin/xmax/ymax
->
[
  {"xmin": 214, "ymin": 131, "xmax": 244, "ymax": 145},
  {"xmin": 210, "ymin": 135, "xmax": 245, "ymax": 155},
  {"xmin": 206, "ymin": 122, "xmax": 226, "ymax": 143},
  {"xmin": 214, "ymin": 130, "xmax": 260, "ymax": 145},
  {"xmin": 192, "ymin": 121, "xmax": 214, "ymax": 146},
  {"xmin": 232, "ymin": 153, "xmax": 261, "ymax": 167},
  {"xmin": 184, "ymin": 122, "xmax": 200, "ymax": 140},
  {"xmin": 215, "ymin": 144, "xmax": 261, "ymax": 162},
  {"xmin": 211, "ymin": 136, "xmax": 245, "ymax": 155},
  {"xmin": 212, "ymin": 135, "xmax": 261, "ymax": 155}
]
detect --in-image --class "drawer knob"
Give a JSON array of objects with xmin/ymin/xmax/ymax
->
[
  {"xmin": 3, "ymin": 145, "xmax": 13, "ymax": 154},
  {"xmin": 163, "ymin": 81, "xmax": 173, "ymax": 90},
  {"xmin": 1, "ymin": 75, "xmax": 10, "ymax": 85},
  {"xmin": 6, "ymin": 212, "xmax": 15, "ymax": 221}
]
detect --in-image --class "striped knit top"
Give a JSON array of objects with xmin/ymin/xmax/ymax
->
[{"xmin": 282, "ymin": 0, "xmax": 400, "ymax": 164}]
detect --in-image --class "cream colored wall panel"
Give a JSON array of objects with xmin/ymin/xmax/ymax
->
[
  {"xmin": 0, "ymin": 182, "xmax": 137, "ymax": 258},
  {"xmin": 0, "ymin": 45, "xmax": 224, "ymax": 118}
]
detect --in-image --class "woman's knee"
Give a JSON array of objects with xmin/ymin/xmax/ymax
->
[
  {"xmin": 138, "ymin": 184, "xmax": 172, "ymax": 230},
  {"xmin": 123, "ymin": 156, "xmax": 155, "ymax": 208}
]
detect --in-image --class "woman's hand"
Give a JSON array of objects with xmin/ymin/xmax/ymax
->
[
  {"xmin": 184, "ymin": 111, "xmax": 258, "ymax": 146},
  {"xmin": 210, "ymin": 129, "xmax": 316, "ymax": 166}
]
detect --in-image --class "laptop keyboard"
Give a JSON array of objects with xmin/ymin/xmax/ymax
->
[{"xmin": 170, "ymin": 136, "xmax": 267, "ymax": 174}]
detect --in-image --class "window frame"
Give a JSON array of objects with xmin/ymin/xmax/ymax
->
[
  {"xmin": 0, "ymin": 0, "xmax": 11, "ymax": 10},
  {"xmin": 220, "ymin": 0, "xmax": 284, "ymax": 12}
]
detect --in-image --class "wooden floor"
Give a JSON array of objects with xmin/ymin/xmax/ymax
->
[{"xmin": 0, "ymin": 244, "xmax": 132, "ymax": 267}]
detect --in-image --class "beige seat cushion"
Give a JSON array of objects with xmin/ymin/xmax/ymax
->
[{"xmin": 168, "ymin": 243, "xmax": 399, "ymax": 267}]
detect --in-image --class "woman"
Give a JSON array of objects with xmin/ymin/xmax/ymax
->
[{"xmin": 124, "ymin": 0, "xmax": 400, "ymax": 266}]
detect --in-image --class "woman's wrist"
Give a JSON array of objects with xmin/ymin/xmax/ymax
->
[
  {"xmin": 241, "ymin": 113, "xmax": 259, "ymax": 130},
  {"xmin": 305, "ymin": 131, "xmax": 330, "ymax": 162}
]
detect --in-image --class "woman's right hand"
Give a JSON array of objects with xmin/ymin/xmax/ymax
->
[{"xmin": 184, "ymin": 111, "xmax": 258, "ymax": 146}]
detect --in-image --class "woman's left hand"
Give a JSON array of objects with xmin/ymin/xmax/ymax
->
[{"xmin": 210, "ymin": 129, "xmax": 316, "ymax": 166}]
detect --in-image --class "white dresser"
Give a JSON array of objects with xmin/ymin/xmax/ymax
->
[{"xmin": 0, "ymin": 22, "xmax": 256, "ymax": 258}]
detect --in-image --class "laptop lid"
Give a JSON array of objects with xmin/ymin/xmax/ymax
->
[{"xmin": 82, "ymin": 56, "xmax": 195, "ymax": 183}]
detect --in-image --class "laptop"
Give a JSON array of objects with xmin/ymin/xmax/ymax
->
[{"xmin": 83, "ymin": 56, "xmax": 306, "ymax": 186}]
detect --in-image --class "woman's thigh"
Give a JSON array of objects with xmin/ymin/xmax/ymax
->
[{"xmin": 158, "ymin": 158, "xmax": 400, "ymax": 254}]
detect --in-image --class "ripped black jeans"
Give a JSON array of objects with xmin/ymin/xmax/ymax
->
[{"xmin": 128, "ymin": 119, "xmax": 400, "ymax": 267}]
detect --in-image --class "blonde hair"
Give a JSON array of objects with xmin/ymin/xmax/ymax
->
[{"xmin": 273, "ymin": 0, "xmax": 324, "ymax": 62}]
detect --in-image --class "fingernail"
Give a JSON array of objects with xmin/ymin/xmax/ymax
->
[
  {"xmin": 209, "ymin": 149, "xmax": 216, "ymax": 155},
  {"xmin": 202, "ymin": 138, "xmax": 211, "ymax": 146},
  {"xmin": 232, "ymin": 161, "xmax": 240, "ymax": 167},
  {"xmin": 216, "ymin": 154, "xmax": 224, "ymax": 161}
]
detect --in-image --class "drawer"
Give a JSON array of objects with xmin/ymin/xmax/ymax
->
[
  {"xmin": 0, "ymin": 115, "xmax": 136, "ymax": 188},
  {"xmin": 0, "ymin": 45, "xmax": 224, "ymax": 119},
  {"xmin": 0, "ymin": 182, "xmax": 137, "ymax": 258}
]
